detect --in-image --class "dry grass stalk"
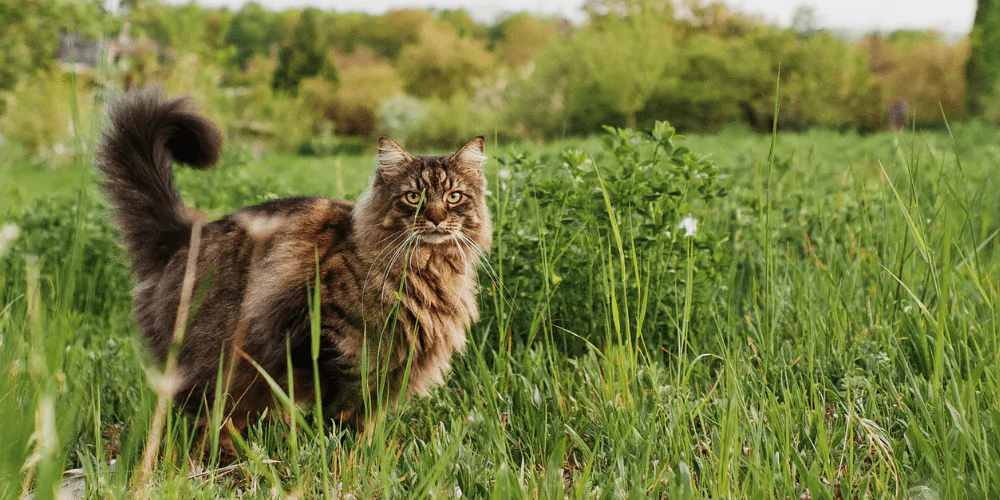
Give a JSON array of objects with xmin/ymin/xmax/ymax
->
[{"xmin": 134, "ymin": 213, "xmax": 205, "ymax": 493}]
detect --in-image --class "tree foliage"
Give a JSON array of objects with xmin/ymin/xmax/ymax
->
[
  {"xmin": 0, "ymin": 0, "xmax": 102, "ymax": 92},
  {"xmin": 0, "ymin": 0, "xmax": 982, "ymax": 154},
  {"xmin": 357, "ymin": 9, "xmax": 434, "ymax": 60},
  {"xmin": 492, "ymin": 13, "xmax": 558, "ymax": 69},
  {"xmin": 968, "ymin": 0, "xmax": 1000, "ymax": 117},
  {"xmin": 396, "ymin": 23, "xmax": 494, "ymax": 99},
  {"xmin": 272, "ymin": 8, "xmax": 326, "ymax": 92},
  {"xmin": 225, "ymin": 2, "xmax": 280, "ymax": 69}
]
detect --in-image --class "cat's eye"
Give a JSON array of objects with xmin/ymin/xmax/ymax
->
[
  {"xmin": 404, "ymin": 192, "xmax": 422, "ymax": 205},
  {"xmin": 447, "ymin": 192, "xmax": 463, "ymax": 204}
]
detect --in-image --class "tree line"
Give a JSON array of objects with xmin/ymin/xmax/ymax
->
[{"xmin": 1, "ymin": 0, "xmax": 998, "ymax": 158}]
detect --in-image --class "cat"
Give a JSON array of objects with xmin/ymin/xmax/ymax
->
[{"xmin": 95, "ymin": 88, "xmax": 492, "ymax": 458}]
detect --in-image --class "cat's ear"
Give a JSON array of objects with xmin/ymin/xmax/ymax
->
[
  {"xmin": 450, "ymin": 136, "xmax": 486, "ymax": 172},
  {"xmin": 376, "ymin": 137, "xmax": 413, "ymax": 175}
]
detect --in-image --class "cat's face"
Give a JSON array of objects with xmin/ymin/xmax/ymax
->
[{"xmin": 355, "ymin": 137, "xmax": 492, "ymax": 255}]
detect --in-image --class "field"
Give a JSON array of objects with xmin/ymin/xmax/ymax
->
[{"xmin": 3, "ymin": 120, "xmax": 1000, "ymax": 498}]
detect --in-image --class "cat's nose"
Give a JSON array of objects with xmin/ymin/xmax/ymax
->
[{"xmin": 425, "ymin": 207, "xmax": 447, "ymax": 226}]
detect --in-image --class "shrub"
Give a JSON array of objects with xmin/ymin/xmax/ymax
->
[
  {"xmin": 331, "ymin": 63, "xmax": 403, "ymax": 136},
  {"xmin": 864, "ymin": 33, "xmax": 969, "ymax": 126},
  {"xmin": 387, "ymin": 87, "xmax": 510, "ymax": 148},
  {"xmin": 272, "ymin": 8, "xmax": 325, "ymax": 92},
  {"xmin": 492, "ymin": 13, "xmax": 558, "ymax": 69},
  {"xmin": 2, "ymin": 194, "xmax": 132, "ymax": 318},
  {"xmin": 396, "ymin": 23, "xmax": 495, "ymax": 99},
  {"xmin": 488, "ymin": 121, "xmax": 727, "ymax": 351},
  {"xmin": 733, "ymin": 29, "xmax": 884, "ymax": 132},
  {"xmin": 967, "ymin": 0, "xmax": 1000, "ymax": 116},
  {"xmin": 640, "ymin": 33, "xmax": 766, "ymax": 132},
  {"xmin": 526, "ymin": 13, "xmax": 678, "ymax": 133}
]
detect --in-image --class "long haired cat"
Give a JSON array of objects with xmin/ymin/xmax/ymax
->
[{"xmin": 96, "ymin": 89, "xmax": 491, "ymax": 457}]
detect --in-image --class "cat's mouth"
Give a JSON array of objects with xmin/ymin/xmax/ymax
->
[{"xmin": 419, "ymin": 231, "xmax": 454, "ymax": 244}]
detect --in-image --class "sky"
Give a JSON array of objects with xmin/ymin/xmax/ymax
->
[{"xmin": 172, "ymin": 0, "xmax": 978, "ymax": 33}]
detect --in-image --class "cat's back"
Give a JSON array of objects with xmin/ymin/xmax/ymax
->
[
  {"xmin": 142, "ymin": 196, "xmax": 356, "ymax": 377},
  {"xmin": 198, "ymin": 195, "xmax": 356, "ymax": 274},
  {"xmin": 225, "ymin": 196, "xmax": 354, "ymax": 241},
  {"xmin": 217, "ymin": 195, "xmax": 357, "ymax": 299}
]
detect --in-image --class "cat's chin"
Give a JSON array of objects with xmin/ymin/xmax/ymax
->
[{"xmin": 420, "ymin": 232, "xmax": 454, "ymax": 244}]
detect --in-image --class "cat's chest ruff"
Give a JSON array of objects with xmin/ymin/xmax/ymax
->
[
  {"xmin": 391, "ymin": 268, "xmax": 476, "ymax": 396},
  {"xmin": 401, "ymin": 267, "xmax": 476, "ymax": 337},
  {"xmin": 395, "ymin": 260, "xmax": 476, "ymax": 350}
]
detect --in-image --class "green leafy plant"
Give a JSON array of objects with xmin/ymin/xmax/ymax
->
[{"xmin": 488, "ymin": 121, "xmax": 727, "ymax": 351}]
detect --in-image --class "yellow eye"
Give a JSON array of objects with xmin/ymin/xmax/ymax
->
[
  {"xmin": 447, "ymin": 191, "xmax": 463, "ymax": 204},
  {"xmin": 404, "ymin": 192, "xmax": 422, "ymax": 205}
]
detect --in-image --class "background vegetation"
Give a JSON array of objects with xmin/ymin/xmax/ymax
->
[{"xmin": 0, "ymin": 0, "xmax": 991, "ymax": 160}]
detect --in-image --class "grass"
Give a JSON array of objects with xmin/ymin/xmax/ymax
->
[{"xmin": 2, "ymin": 119, "xmax": 1000, "ymax": 498}]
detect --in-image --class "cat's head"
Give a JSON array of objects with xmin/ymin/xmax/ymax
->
[{"xmin": 354, "ymin": 137, "xmax": 492, "ymax": 256}]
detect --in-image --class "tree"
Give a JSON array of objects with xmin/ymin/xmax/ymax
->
[
  {"xmin": 492, "ymin": 13, "xmax": 557, "ymax": 69},
  {"xmin": 438, "ymin": 9, "xmax": 485, "ymax": 39},
  {"xmin": 0, "ymin": 0, "xmax": 103, "ymax": 92},
  {"xmin": 225, "ymin": 2, "xmax": 280, "ymax": 69},
  {"xmin": 563, "ymin": 13, "xmax": 677, "ymax": 129},
  {"xmin": 325, "ymin": 12, "xmax": 371, "ymax": 54},
  {"xmin": 127, "ymin": 1, "xmax": 175, "ymax": 47},
  {"xmin": 641, "ymin": 33, "xmax": 765, "ymax": 131},
  {"xmin": 396, "ymin": 23, "xmax": 494, "ymax": 99},
  {"xmin": 358, "ymin": 9, "xmax": 434, "ymax": 60},
  {"xmin": 272, "ymin": 8, "xmax": 326, "ymax": 92},
  {"xmin": 967, "ymin": 0, "xmax": 1000, "ymax": 115},
  {"xmin": 869, "ymin": 32, "xmax": 969, "ymax": 127},
  {"xmin": 585, "ymin": 0, "xmax": 672, "ymax": 19}
]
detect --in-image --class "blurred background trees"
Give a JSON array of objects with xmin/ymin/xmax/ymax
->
[
  {"xmin": 968, "ymin": 0, "xmax": 1000, "ymax": 120},
  {"xmin": 0, "ymin": 0, "xmax": 993, "ymax": 157}
]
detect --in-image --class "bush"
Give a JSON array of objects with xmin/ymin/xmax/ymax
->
[
  {"xmin": 259, "ymin": 92, "xmax": 318, "ymax": 152},
  {"xmin": 488, "ymin": 121, "xmax": 727, "ymax": 351},
  {"xmin": 492, "ymin": 13, "xmax": 558, "ymax": 69},
  {"xmin": 327, "ymin": 52, "xmax": 403, "ymax": 137},
  {"xmin": 864, "ymin": 33, "xmax": 969, "ymax": 126},
  {"xmin": 2, "ymin": 194, "xmax": 132, "ymax": 318},
  {"xmin": 640, "ymin": 33, "xmax": 766, "ymax": 132},
  {"xmin": 396, "ymin": 22, "xmax": 495, "ymax": 99}
]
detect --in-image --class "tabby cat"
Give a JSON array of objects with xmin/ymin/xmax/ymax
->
[{"xmin": 96, "ymin": 89, "xmax": 491, "ymax": 456}]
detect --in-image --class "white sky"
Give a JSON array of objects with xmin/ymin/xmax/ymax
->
[{"xmin": 172, "ymin": 0, "xmax": 977, "ymax": 33}]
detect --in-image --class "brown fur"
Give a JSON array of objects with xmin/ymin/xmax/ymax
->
[{"xmin": 95, "ymin": 89, "xmax": 491, "ymax": 458}]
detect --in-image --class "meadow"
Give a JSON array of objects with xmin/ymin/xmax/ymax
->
[{"xmin": 2, "ymin": 118, "xmax": 1000, "ymax": 498}]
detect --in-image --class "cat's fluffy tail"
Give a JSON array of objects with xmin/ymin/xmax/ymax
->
[{"xmin": 96, "ymin": 88, "xmax": 222, "ymax": 279}]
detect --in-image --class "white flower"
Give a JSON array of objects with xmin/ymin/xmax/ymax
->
[
  {"xmin": 454, "ymin": 486, "xmax": 463, "ymax": 499},
  {"xmin": 0, "ymin": 223, "xmax": 21, "ymax": 257},
  {"xmin": 678, "ymin": 216, "xmax": 698, "ymax": 237}
]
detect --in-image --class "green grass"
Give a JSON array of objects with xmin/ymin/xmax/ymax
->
[{"xmin": 3, "ymin": 120, "xmax": 1000, "ymax": 498}]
